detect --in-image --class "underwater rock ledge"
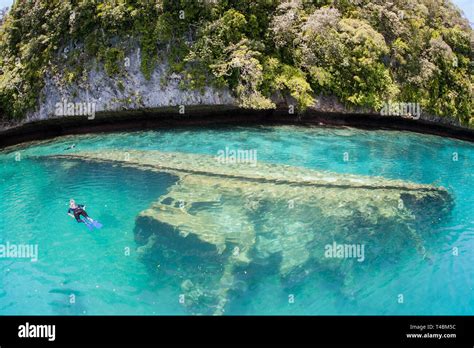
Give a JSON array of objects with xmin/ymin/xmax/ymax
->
[{"xmin": 45, "ymin": 150, "xmax": 453, "ymax": 315}]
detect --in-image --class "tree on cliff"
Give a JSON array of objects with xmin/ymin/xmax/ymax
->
[{"xmin": 0, "ymin": 0, "xmax": 472, "ymax": 127}]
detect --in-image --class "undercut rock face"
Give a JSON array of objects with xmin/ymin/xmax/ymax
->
[{"xmin": 46, "ymin": 150, "xmax": 453, "ymax": 315}]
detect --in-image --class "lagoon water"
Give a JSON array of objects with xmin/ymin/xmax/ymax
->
[{"xmin": 0, "ymin": 126, "xmax": 473, "ymax": 315}]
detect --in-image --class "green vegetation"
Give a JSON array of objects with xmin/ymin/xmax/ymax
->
[{"xmin": 0, "ymin": 0, "xmax": 472, "ymax": 126}]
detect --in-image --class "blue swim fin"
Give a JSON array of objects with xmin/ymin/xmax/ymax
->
[
  {"xmin": 91, "ymin": 220, "xmax": 103, "ymax": 229},
  {"xmin": 81, "ymin": 218, "xmax": 94, "ymax": 231},
  {"xmin": 83, "ymin": 217, "xmax": 102, "ymax": 229}
]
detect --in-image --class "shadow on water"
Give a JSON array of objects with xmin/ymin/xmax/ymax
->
[{"xmin": 48, "ymin": 288, "xmax": 87, "ymax": 315}]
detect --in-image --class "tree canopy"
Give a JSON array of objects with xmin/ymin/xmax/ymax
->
[{"xmin": 0, "ymin": 0, "xmax": 472, "ymax": 126}]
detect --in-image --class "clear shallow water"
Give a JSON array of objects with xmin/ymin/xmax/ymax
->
[{"xmin": 0, "ymin": 126, "xmax": 473, "ymax": 315}]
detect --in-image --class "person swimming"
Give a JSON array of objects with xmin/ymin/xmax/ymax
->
[
  {"xmin": 64, "ymin": 144, "xmax": 76, "ymax": 151},
  {"xmin": 67, "ymin": 199, "xmax": 90, "ymax": 223}
]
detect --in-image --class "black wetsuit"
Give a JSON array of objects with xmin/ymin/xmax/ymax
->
[{"xmin": 68, "ymin": 205, "xmax": 89, "ymax": 222}]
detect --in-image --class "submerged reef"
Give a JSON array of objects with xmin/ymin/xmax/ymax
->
[{"xmin": 47, "ymin": 150, "xmax": 453, "ymax": 314}]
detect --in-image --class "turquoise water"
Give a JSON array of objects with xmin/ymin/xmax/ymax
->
[{"xmin": 0, "ymin": 126, "xmax": 473, "ymax": 315}]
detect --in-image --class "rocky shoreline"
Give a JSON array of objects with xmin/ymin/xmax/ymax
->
[{"xmin": 1, "ymin": 106, "xmax": 473, "ymax": 149}]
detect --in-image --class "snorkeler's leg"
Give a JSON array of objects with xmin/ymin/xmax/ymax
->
[
  {"xmin": 79, "ymin": 211, "xmax": 92, "ymax": 222},
  {"xmin": 74, "ymin": 211, "xmax": 84, "ymax": 223}
]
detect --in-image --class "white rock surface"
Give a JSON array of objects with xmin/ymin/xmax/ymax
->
[{"xmin": 26, "ymin": 46, "xmax": 236, "ymax": 122}]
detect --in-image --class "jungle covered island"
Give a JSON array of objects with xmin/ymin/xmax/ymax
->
[
  {"xmin": 0, "ymin": 0, "xmax": 473, "ymax": 128},
  {"xmin": 1, "ymin": 0, "xmax": 474, "ymax": 323}
]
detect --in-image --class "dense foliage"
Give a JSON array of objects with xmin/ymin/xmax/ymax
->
[{"xmin": 0, "ymin": 0, "xmax": 472, "ymax": 126}]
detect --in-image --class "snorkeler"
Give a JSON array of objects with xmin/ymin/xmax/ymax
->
[
  {"xmin": 68, "ymin": 199, "xmax": 103, "ymax": 230},
  {"xmin": 67, "ymin": 199, "xmax": 90, "ymax": 223}
]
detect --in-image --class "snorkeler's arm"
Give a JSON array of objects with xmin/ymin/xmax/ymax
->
[{"xmin": 67, "ymin": 208, "xmax": 75, "ymax": 218}]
